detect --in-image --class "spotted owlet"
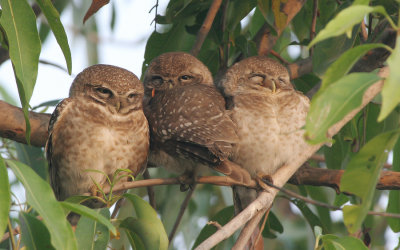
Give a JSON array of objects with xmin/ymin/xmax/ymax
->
[
  {"xmin": 218, "ymin": 56, "xmax": 310, "ymax": 211},
  {"xmin": 46, "ymin": 64, "xmax": 149, "ymax": 223},
  {"xmin": 143, "ymin": 52, "xmax": 251, "ymax": 185}
]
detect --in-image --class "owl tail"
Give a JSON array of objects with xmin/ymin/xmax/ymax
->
[{"xmin": 232, "ymin": 186, "xmax": 264, "ymax": 250}]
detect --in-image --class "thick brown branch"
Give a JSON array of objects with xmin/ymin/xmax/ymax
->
[
  {"xmin": 0, "ymin": 101, "xmax": 50, "ymax": 147},
  {"xmin": 289, "ymin": 165, "xmax": 400, "ymax": 191},
  {"xmin": 190, "ymin": 0, "xmax": 223, "ymax": 56}
]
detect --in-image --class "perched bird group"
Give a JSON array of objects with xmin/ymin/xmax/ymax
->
[{"xmin": 46, "ymin": 52, "xmax": 309, "ymax": 226}]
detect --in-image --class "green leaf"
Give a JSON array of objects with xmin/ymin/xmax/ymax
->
[
  {"xmin": 122, "ymin": 193, "xmax": 168, "ymax": 250},
  {"xmin": 308, "ymin": 5, "xmax": 391, "ymax": 47},
  {"xmin": 19, "ymin": 212, "xmax": 55, "ymax": 250},
  {"xmin": 14, "ymin": 142, "xmax": 47, "ymax": 180},
  {"xmin": 0, "ymin": 157, "xmax": 10, "ymax": 237},
  {"xmin": 320, "ymin": 43, "xmax": 389, "ymax": 92},
  {"xmin": 7, "ymin": 160, "xmax": 77, "ymax": 250},
  {"xmin": 35, "ymin": 0, "xmax": 72, "ymax": 74},
  {"xmin": 341, "ymin": 130, "xmax": 400, "ymax": 233},
  {"xmin": 193, "ymin": 206, "xmax": 234, "ymax": 248},
  {"xmin": 262, "ymin": 211, "xmax": 284, "ymax": 238},
  {"xmin": 124, "ymin": 229, "xmax": 146, "ymax": 250},
  {"xmin": 387, "ymin": 138, "xmax": 400, "ymax": 232},
  {"xmin": 226, "ymin": 0, "xmax": 257, "ymax": 31},
  {"xmin": 379, "ymin": 39, "xmax": 400, "ymax": 121},
  {"xmin": 321, "ymin": 234, "xmax": 368, "ymax": 250},
  {"xmin": 75, "ymin": 208, "xmax": 110, "ymax": 250},
  {"xmin": 60, "ymin": 201, "xmax": 116, "ymax": 236},
  {"xmin": 0, "ymin": 0, "xmax": 41, "ymax": 102},
  {"xmin": 305, "ymin": 73, "xmax": 381, "ymax": 144}
]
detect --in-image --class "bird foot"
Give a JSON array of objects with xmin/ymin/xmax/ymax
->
[
  {"xmin": 256, "ymin": 173, "xmax": 273, "ymax": 191},
  {"xmin": 177, "ymin": 173, "xmax": 195, "ymax": 192},
  {"xmin": 216, "ymin": 160, "xmax": 253, "ymax": 186}
]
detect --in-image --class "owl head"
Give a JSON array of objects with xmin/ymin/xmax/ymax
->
[
  {"xmin": 143, "ymin": 52, "xmax": 213, "ymax": 99},
  {"xmin": 218, "ymin": 56, "xmax": 292, "ymax": 97},
  {"xmin": 69, "ymin": 64, "xmax": 144, "ymax": 115}
]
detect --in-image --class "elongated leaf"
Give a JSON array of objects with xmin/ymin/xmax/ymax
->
[
  {"xmin": 341, "ymin": 130, "xmax": 400, "ymax": 233},
  {"xmin": 35, "ymin": 0, "xmax": 72, "ymax": 74},
  {"xmin": 75, "ymin": 208, "xmax": 110, "ymax": 250},
  {"xmin": 387, "ymin": 138, "xmax": 400, "ymax": 232},
  {"xmin": 19, "ymin": 212, "xmax": 55, "ymax": 250},
  {"xmin": 7, "ymin": 160, "xmax": 77, "ymax": 250},
  {"xmin": 320, "ymin": 43, "xmax": 389, "ymax": 92},
  {"xmin": 0, "ymin": 157, "xmax": 10, "ymax": 237},
  {"xmin": 122, "ymin": 193, "xmax": 168, "ymax": 250},
  {"xmin": 321, "ymin": 234, "xmax": 368, "ymax": 250},
  {"xmin": 60, "ymin": 201, "xmax": 116, "ymax": 235},
  {"xmin": 379, "ymin": 39, "xmax": 400, "ymax": 121},
  {"xmin": 0, "ymin": 0, "xmax": 41, "ymax": 143},
  {"xmin": 309, "ymin": 6, "xmax": 390, "ymax": 47},
  {"xmin": 305, "ymin": 73, "xmax": 381, "ymax": 144}
]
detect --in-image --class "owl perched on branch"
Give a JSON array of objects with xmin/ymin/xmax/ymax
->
[
  {"xmin": 143, "ymin": 52, "xmax": 251, "ymax": 186},
  {"xmin": 46, "ymin": 64, "xmax": 149, "ymax": 223},
  {"xmin": 218, "ymin": 56, "xmax": 310, "ymax": 212}
]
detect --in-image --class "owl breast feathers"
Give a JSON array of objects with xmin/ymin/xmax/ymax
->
[{"xmin": 46, "ymin": 64, "xmax": 149, "ymax": 204}]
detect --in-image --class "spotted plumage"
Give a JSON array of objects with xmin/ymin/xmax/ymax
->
[
  {"xmin": 218, "ymin": 56, "xmax": 310, "ymax": 211},
  {"xmin": 46, "ymin": 64, "xmax": 149, "ymax": 218},
  {"xmin": 143, "ymin": 52, "xmax": 248, "ymax": 182}
]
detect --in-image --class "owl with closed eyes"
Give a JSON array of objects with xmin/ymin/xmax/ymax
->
[
  {"xmin": 46, "ymin": 64, "xmax": 149, "ymax": 223},
  {"xmin": 218, "ymin": 56, "xmax": 310, "ymax": 212}
]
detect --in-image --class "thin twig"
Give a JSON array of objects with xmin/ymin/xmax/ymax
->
[
  {"xmin": 310, "ymin": 0, "xmax": 318, "ymax": 55},
  {"xmin": 191, "ymin": 0, "xmax": 223, "ymax": 56},
  {"xmin": 270, "ymin": 50, "xmax": 289, "ymax": 65},
  {"xmin": 168, "ymin": 184, "xmax": 197, "ymax": 245},
  {"xmin": 266, "ymin": 180, "xmax": 400, "ymax": 219},
  {"xmin": 143, "ymin": 169, "xmax": 156, "ymax": 209}
]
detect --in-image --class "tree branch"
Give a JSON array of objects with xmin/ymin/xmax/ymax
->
[
  {"xmin": 0, "ymin": 101, "xmax": 50, "ymax": 147},
  {"xmin": 190, "ymin": 0, "xmax": 223, "ymax": 56},
  {"xmin": 194, "ymin": 67, "xmax": 389, "ymax": 250}
]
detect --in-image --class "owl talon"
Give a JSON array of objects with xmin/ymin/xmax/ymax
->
[
  {"xmin": 256, "ymin": 173, "xmax": 273, "ymax": 191},
  {"xmin": 177, "ymin": 173, "xmax": 195, "ymax": 192}
]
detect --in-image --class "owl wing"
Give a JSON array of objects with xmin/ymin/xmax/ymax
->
[
  {"xmin": 148, "ymin": 84, "xmax": 238, "ymax": 165},
  {"xmin": 45, "ymin": 98, "xmax": 73, "ymax": 200}
]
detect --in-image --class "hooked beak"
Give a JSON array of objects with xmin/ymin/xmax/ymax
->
[
  {"xmin": 168, "ymin": 82, "xmax": 173, "ymax": 89},
  {"xmin": 151, "ymin": 88, "xmax": 155, "ymax": 97},
  {"xmin": 271, "ymin": 80, "xmax": 276, "ymax": 93},
  {"xmin": 115, "ymin": 101, "xmax": 121, "ymax": 112}
]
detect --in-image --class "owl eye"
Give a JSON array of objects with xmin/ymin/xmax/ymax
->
[
  {"xmin": 249, "ymin": 74, "xmax": 265, "ymax": 84},
  {"xmin": 179, "ymin": 75, "xmax": 193, "ymax": 82},
  {"xmin": 95, "ymin": 87, "xmax": 112, "ymax": 98},
  {"xmin": 127, "ymin": 93, "xmax": 138, "ymax": 101},
  {"xmin": 151, "ymin": 76, "xmax": 163, "ymax": 87}
]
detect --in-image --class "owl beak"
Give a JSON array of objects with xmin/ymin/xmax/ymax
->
[
  {"xmin": 272, "ymin": 80, "xmax": 276, "ymax": 93},
  {"xmin": 115, "ymin": 101, "xmax": 121, "ymax": 112},
  {"xmin": 151, "ymin": 88, "xmax": 156, "ymax": 97},
  {"xmin": 169, "ymin": 83, "xmax": 173, "ymax": 89}
]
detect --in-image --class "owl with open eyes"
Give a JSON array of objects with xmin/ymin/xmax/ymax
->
[
  {"xmin": 218, "ymin": 56, "xmax": 310, "ymax": 211},
  {"xmin": 143, "ymin": 52, "xmax": 251, "ymax": 185},
  {"xmin": 46, "ymin": 64, "xmax": 149, "ymax": 223}
]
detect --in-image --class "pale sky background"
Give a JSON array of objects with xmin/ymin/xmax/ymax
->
[{"xmin": 0, "ymin": 1, "xmax": 398, "ymax": 248}]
